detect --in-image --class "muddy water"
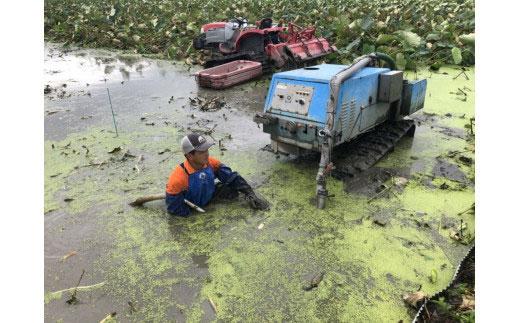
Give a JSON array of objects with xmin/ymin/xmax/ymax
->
[{"xmin": 44, "ymin": 43, "xmax": 474, "ymax": 322}]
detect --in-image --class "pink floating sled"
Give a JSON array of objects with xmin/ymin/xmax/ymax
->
[{"xmin": 195, "ymin": 60, "xmax": 263, "ymax": 89}]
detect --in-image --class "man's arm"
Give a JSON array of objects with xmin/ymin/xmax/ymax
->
[
  {"xmin": 209, "ymin": 157, "xmax": 269, "ymax": 210},
  {"xmin": 165, "ymin": 166, "xmax": 191, "ymax": 216},
  {"xmin": 209, "ymin": 157, "xmax": 252, "ymax": 192},
  {"xmin": 165, "ymin": 192, "xmax": 190, "ymax": 216},
  {"xmin": 216, "ymin": 164, "xmax": 252, "ymax": 192}
]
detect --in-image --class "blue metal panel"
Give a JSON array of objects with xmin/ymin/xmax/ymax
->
[
  {"xmin": 273, "ymin": 64, "xmax": 347, "ymax": 83},
  {"xmin": 265, "ymin": 65, "xmax": 389, "ymax": 125},
  {"xmin": 401, "ymin": 79, "xmax": 427, "ymax": 115},
  {"xmin": 274, "ymin": 64, "xmax": 387, "ymax": 84},
  {"xmin": 335, "ymin": 67, "xmax": 389, "ymax": 140}
]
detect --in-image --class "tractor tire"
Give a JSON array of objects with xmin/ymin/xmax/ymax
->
[
  {"xmin": 204, "ymin": 34, "xmax": 271, "ymax": 70},
  {"xmin": 193, "ymin": 33, "xmax": 206, "ymax": 50},
  {"xmin": 237, "ymin": 34, "xmax": 266, "ymax": 62}
]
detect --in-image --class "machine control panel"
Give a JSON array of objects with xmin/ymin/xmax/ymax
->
[{"xmin": 269, "ymin": 82, "xmax": 314, "ymax": 115}]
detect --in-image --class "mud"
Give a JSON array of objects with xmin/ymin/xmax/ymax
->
[
  {"xmin": 432, "ymin": 158, "xmax": 470, "ymax": 184},
  {"xmin": 45, "ymin": 43, "xmax": 474, "ymax": 322}
]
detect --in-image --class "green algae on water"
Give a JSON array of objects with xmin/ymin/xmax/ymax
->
[{"xmin": 45, "ymin": 66, "xmax": 474, "ymax": 321}]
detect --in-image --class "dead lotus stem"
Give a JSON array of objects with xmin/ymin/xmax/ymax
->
[
  {"xmin": 73, "ymin": 270, "xmax": 85, "ymax": 292},
  {"xmin": 129, "ymin": 194, "xmax": 165, "ymax": 207},
  {"xmin": 50, "ymin": 281, "xmax": 106, "ymax": 295},
  {"xmin": 61, "ymin": 251, "xmax": 77, "ymax": 262},
  {"xmin": 457, "ymin": 203, "xmax": 475, "ymax": 215},
  {"xmin": 99, "ymin": 312, "xmax": 117, "ymax": 323},
  {"xmin": 209, "ymin": 298, "xmax": 218, "ymax": 314}
]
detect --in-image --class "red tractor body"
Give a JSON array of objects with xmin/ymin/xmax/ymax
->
[
  {"xmin": 193, "ymin": 18, "xmax": 336, "ymax": 69},
  {"xmin": 201, "ymin": 22, "xmax": 228, "ymax": 32}
]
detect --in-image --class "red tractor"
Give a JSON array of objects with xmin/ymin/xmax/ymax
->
[{"xmin": 192, "ymin": 17, "xmax": 337, "ymax": 70}]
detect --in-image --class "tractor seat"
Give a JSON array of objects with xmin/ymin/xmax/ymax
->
[{"xmin": 259, "ymin": 18, "xmax": 273, "ymax": 29}]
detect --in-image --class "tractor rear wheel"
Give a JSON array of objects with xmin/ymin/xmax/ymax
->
[{"xmin": 237, "ymin": 35, "xmax": 266, "ymax": 62}]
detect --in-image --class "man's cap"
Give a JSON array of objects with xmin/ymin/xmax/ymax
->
[{"xmin": 181, "ymin": 133, "xmax": 214, "ymax": 154}]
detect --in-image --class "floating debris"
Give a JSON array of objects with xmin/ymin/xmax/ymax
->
[
  {"xmin": 189, "ymin": 96, "xmax": 226, "ymax": 111},
  {"xmin": 44, "ymin": 281, "xmax": 106, "ymax": 305},
  {"xmin": 403, "ymin": 291, "xmax": 428, "ymax": 308},
  {"xmin": 429, "ymin": 269, "xmax": 438, "ymax": 283},
  {"xmin": 303, "ymin": 272, "xmax": 325, "ymax": 291},
  {"xmin": 208, "ymin": 298, "xmax": 218, "ymax": 314},
  {"xmin": 99, "ymin": 312, "xmax": 117, "ymax": 323},
  {"xmin": 61, "ymin": 251, "xmax": 77, "ymax": 262},
  {"xmin": 66, "ymin": 269, "xmax": 85, "ymax": 305},
  {"xmin": 373, "ymin": 218, "xmax": 387, "ymax": 227},
  {"xmin": 459, "ymin": 293, "xmax": 475, "ymax": 310},
  {"xmin": 44, "ymin": 84, "xmax": 52, "ymax": 94},
  {"xmin": 108, "ymin": 147, "xmax": 122, "ymax": 154},
  {"xmin": 158, "ymin": 148, "xmax": 171, "ymax": 155},
  {"xmin": 458, "ymin": 156, "xmax": 473, "ymax": 165},
  {"xmin": 46, "ymin": 109, "xmax": 70, "ymax": 115},
  {"xmin": 128, "ymin": 301, "xmax": 137, "ymax": 314},
  {"xmin": 121, "ymin": 150, "xmax": 137, "ymax": 161},
  {"xmin": 394, "ymin": 177, "xmax": 408, "ymax": 188}
]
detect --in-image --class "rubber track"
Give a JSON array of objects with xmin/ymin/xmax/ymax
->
[{"xmin": 331, "ymin": 120, "xmax": 416, "ymax": 180}]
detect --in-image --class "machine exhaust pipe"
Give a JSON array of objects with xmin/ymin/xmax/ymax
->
[{"xmin": 315, "ymin": 53, "xmax": 393, "ymax": 209}]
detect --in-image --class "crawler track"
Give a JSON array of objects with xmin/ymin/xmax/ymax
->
[{"xmin": 331, "ymin": 119, "xmax": 416, "ymax": 181}]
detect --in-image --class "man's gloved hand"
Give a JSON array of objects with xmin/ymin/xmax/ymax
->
[{"xmin": 244, "ymin": 190, "xmax": 270, "ymax": 210}]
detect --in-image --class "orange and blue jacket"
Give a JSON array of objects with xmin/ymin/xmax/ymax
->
[{"xmin": 165, "ymin": 156, "xmax": 245, "ymax": 216}]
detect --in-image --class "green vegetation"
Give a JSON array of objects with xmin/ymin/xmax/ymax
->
[{"xmin": 44, "ymin": 0, "xmax": 475, "ymax": 67}]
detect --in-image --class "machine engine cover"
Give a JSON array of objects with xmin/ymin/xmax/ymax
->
[
  {"xmin": 205, "ymin": 23, "xmax": 236, "ymax": 44},
  {"xmin": 378, "ymin": 70, "xmax": 403, "ymax": 102}
]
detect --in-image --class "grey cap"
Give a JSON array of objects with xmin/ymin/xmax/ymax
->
[{"xmin": 181, "ymin": 133, "xmax": 214, "ymax": 154}]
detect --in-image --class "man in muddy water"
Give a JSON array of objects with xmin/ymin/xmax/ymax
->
[{"xmin": 165, "ymin": 133, "xmax": 269, "ymax": 216}]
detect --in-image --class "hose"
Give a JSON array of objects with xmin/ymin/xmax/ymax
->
[
  {"xmin": 316, "ymin": 55, "xmax": 373, "ymax": 209},
  {"xmin": 373, "ymin": 52, "xmax": 397, "ymax": 70},
  {"xmin": 315, "ymin": 52, "xmax": 397, "ymax": 209}
]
